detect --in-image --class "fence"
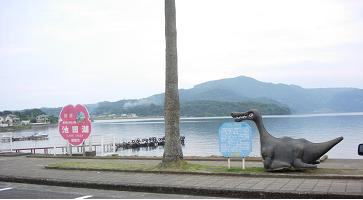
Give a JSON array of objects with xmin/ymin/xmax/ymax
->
[{"xmin": 0, "ymin": 133, "xmax": 125, "ymax": 156}]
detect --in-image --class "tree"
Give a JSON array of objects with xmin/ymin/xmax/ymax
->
[{"xmin": 162, "ymin": 0, "xmax": 183, "ymax": 165}]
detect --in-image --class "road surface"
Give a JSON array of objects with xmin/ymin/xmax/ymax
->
[{"xmin": 0, "ymin": 181, "xmax": 217, "ymax": 199}]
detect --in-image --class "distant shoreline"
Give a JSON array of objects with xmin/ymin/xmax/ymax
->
[
  {"xmin": 0, "ymin": 125, "xmax": 32, "ymax": 133},
  {"xmin": 0, "ymin": 123, "xmax": 57, "ymax": 133}
]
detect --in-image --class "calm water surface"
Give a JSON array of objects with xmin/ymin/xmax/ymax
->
[{"xmin": 1, "ymin": 113, "xmax": 363, "ymax": 159}]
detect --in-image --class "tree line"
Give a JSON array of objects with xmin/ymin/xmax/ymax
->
[{"xmin": 0, "ymin": 109, "xmax": 58, "ymax": 124}]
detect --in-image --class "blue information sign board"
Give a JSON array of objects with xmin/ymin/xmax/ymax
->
[{"xmin": 218, "ymin": 122, "xmax": 252, "ymax": 157}]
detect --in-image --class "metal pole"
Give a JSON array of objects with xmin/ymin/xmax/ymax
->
[
  {"xmin": 83, "ymin": 141, "xmax": 86, "ymax": 157},
  {"xmin": 227, "ymin": 158, "xmax": 231, "ymax": 169},
  {"xmin": 101, "ymin": 136, "xmax": 104, "ymax": 156},
  {"xmin": 242, "ymin": 158, "xmax": 245, "ymax": 170},
  {"xmin": 53, "ymin": 144, "xmax": 56, "ymax": 156},
  {"xmin": 89, "ymin": 137, "xmax": 92, "ymax": 151},
  {"xmin": 69, "ymin": 143, "xmax": 72, "ymax": 157},
  {"xmin": 10, "ymin": 133, "xmax": 13, "ymax": 152},
  {"xmin": 113, "ymin": 136, "xmax": 116, "ymax": 153}
]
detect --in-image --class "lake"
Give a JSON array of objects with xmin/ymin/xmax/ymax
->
[{"xmin": 1, "ymin": 112, "xmax": 363, "ymax": 159}]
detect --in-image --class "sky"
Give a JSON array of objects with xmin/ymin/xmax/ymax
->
[{"xmin": 1, "ymin": 0, "xmax": 363, "ymax": 110}]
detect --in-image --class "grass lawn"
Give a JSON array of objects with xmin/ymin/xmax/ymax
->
[
  {"xmin": 47, "ymin": 161, "xmax": 264, "ymax": 174},
  {"xmin": 46, "ymin": 161, "xmax": 363, "ymax": 175}
]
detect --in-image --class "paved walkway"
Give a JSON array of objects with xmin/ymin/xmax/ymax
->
[{"xmin": 0, "ymin": 156, "xmax": 363, "ymax": 198}]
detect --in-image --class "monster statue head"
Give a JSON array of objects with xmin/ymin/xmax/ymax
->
[{"xmin": 231, "ymin": 109, "xmax": 262, "ymax": 122}]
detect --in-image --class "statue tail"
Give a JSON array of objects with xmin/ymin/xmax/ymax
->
[{"xmin": 304, "ymin": 136, "xmax": 343, "ymax": 163}]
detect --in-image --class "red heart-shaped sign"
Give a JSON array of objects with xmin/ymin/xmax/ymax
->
[{"xmin": 58, "ymin": 104, "xmax": 92, "ymax": 146}]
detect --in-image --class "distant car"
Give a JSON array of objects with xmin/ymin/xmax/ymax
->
[{"xmin": 358, "ymin": 144, "xmax": 363, "ymax": 156}]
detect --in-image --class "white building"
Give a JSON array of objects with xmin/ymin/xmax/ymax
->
[
  {"xmin": 5, "ymin": 114, "xmax": 20, "ymax": 126},
  {"xmin": 21, "ymin": 120, "xmax": 30, "ymax": 125},
  {"xmin": 35, "ymin": 114, "xmax": 50, "ymax": 124},
  {"xmin": 0, "ymin": 116, "xmax": 8, "ymax": 127}
]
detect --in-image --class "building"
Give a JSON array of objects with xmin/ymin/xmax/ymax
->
[
  {"xmin": 35, "ymin": 114, "xmax": 50, "ymax": 124},
  {"xmin": 0, "ymin": 123, "xmax": 8, "ymax": 127},
  {"xmin": 120, "ymin": 113, "xmax": 138, "ymax": 118},
  {"xmin": 5, "ymin": 114, "xmax": 20, "ymax": 126},
  {"xmin": 129, "ymin": 113, "xmax": 137, "ymax": 118},
  {"xmin": 0, "ymin": 116, "xmax": 8, "ymax": 127},
  {"xmin": 21, "ymin": 120, "xmax": 30, "ymax": 125}
]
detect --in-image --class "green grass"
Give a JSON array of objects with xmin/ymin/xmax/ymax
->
[
  {"xmin": 46, "ymin": 161, "xmax": 363, "ymax": 175},
  {"xmin": 47, "ymin": 161, "xmax": 265, "ymax": 174},
  {"xmin": 47, "ymin": 162, "xmax": 154, "ymax": 171},
  {"xmin": 303, "ymin": 168, "xmax": 363, "ymax": 175}
]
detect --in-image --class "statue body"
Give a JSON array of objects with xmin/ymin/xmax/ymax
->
[{"xmin": 231, "ymin": 109, "xmax": 343, "ymax": 171}]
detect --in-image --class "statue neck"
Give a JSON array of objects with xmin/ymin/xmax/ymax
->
[{"xmin": 254, "ymin": 116, "xmax": 273, "ymax": 142}]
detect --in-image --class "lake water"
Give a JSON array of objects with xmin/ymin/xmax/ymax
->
[{"xmin": 1, "ymin": 113, "xmax": 363, "ymax": 159}]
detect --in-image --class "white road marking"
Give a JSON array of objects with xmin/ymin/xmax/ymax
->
[
  {"xmin": 0, "ymin": 187, "xmax": 12, "ymax": 192},
  {"xmin": 75, "ymin": 195, "xmax": 93, "ymax": 199}
]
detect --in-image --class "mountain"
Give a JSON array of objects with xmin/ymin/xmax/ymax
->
[
  {"xmin": 39, "ymin": 75, "xmax": 363, "ymax": 117},
  {"xmin": 143, "ymin": 76, "xmax": 363, "ymax": 113},
  {"xmin": 40, "ymin": 99, "xmax": 290, "ymax": 118}
]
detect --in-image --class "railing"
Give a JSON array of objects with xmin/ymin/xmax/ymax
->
[{"xmin": 0, "ymin": 133, "xmax": 125, "ymax": 156}]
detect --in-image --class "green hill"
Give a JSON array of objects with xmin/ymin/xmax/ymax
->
[{"xmin": 144, "ymin": 76, "xmax": 363, "ymax": 113}]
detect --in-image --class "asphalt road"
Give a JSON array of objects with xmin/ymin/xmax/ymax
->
[{"xmin": 0, "ymin": 181, "xmax": 217, "ymax": 199}]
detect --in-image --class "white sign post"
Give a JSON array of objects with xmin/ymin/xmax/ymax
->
[{"xmin": 242, "ymin": 158, "xmax": 245, "ymax": 169}]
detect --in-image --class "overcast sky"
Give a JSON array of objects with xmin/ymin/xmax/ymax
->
[{"xmin": 1, "ymin": 0, "xmax": 363, "ymax": 110}]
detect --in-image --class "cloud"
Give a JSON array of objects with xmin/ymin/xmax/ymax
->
[
  {"xmin": 0, "ymin": 47, "xmax": 35, "ymax": 55},
  {"xmin": 0, "ymin": 0, "xmax": 363, "ymax": 110}
]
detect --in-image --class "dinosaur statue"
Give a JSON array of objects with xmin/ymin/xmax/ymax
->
[{"xmin": 231, "ymin": 109, "xmax": 343, "ymax": 171}]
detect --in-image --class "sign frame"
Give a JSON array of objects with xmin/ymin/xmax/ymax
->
[{"xmin": 218, "ymin": 122, "xmax": 253, "ymax": 158}]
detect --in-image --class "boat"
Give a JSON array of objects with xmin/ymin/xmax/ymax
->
[
  {"xmin": 1, "ymin": 135, "xmax": 11, "ymax": 143},
  {"xmin": 115, "ymin": 135, "xmax": 185, "ymax": 151},
  {"xmin": 29, "ymin": 132, "xmax": 48, "ymax": 140},
  {"xmin": 2, "ymin": 132, "xmax": 49, "ymax": 142}
]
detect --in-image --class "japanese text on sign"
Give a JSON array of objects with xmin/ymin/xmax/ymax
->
[{"xmin": 218, "ymin": 122, "xmax": 252, "ymax": 157}]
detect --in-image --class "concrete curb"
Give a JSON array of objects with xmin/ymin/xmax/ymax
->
[
  {"xmin": 45, "ymin": 166, "xmax": 363, "ymax": 180},
  {"xmin": 0, "ymin": 175, "xmax": 361, "ymax": 199},
  {"xmin": 0, "ymin": 152, "xmax": 32, "ymax": 157},
  {"xmin": 26, "ymin": 155, "xmax": 263, "ymax": 161}
]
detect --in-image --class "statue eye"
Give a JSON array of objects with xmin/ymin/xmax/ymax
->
[{"xmin": 248, "ymin": 113, "xmax": 254, "ymax": 118}]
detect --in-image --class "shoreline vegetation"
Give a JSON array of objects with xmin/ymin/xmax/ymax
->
[
  {"xmin": 92, "ymin": 111, "xmax": 363, "ymax": 121},
  {"xmin": 90, "ymin": 100, "xmax": 292, "ymax": 118},
  {"xmin": 41, "ymin": 100, "xmax": 292, "ymax": 120},
  {"xmin": 2, "ymin": 100, "xmax": 291, "ymax": 123},
  {"xmin": 0, "ymin": 124, "xmax": 32, "ymax": 133},
  {"xmin": 0, "ymin": 123, "xmax": 57, "ymax": 133}
]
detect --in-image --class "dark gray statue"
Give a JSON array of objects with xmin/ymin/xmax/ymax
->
[{"xmin": 231, "ymin": 109, "xmax": 343, "ymax": 171}]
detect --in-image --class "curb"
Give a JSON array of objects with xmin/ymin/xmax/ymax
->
[
  {"xmin": 0, "ymin": 175, "xmax": 361, "ymax": 199},
  {"xmin": 26, "ymin": 155, "xmax": 263, "ymax": 162},
  {"xmin": 45, "ymin": 166, "xmax": 363, "ymax": 180},
  {"xmin": 0, "ymin": 153, "xmax": 31, "ymax": 157}
]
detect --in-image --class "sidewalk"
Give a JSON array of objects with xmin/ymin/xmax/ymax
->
[{"xmin": 0, "ymin": 156, "xmax": 362, "ymax": 198}]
